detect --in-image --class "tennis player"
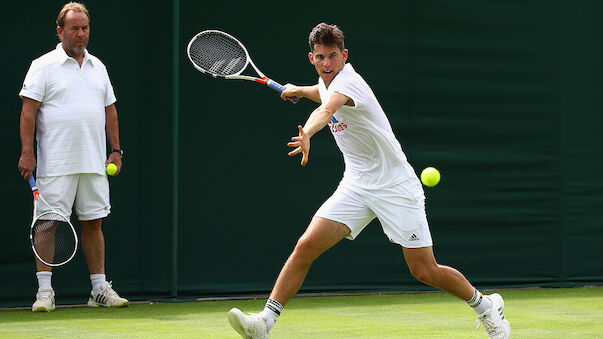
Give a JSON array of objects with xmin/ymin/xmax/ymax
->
[
  {"xmin": 228, "ymin": 23, "xmax": 510, "ymax": 338},
  {"xmin": 18, "ymin": 2, "xmax": 128, "ymax": 311}
]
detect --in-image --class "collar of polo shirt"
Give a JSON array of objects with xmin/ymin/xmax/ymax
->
[{"xmin": 55, "ymin": 43, "xmax": 95, "ymax": 67}]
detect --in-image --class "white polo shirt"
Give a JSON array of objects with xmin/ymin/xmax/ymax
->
[
  {"xmin": 318, "ymin": 63, "xmax": 417, "ymax": 189},
  {"xmin": 19, "ymin": 43, "xmax": 116, "ymax": 177}
]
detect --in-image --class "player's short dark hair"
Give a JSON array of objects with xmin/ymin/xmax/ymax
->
[{"xmin": 308, "ymin": 23, "xmax": 345, "ymax": 52}]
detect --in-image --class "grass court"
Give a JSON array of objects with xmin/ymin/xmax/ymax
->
[{"xmin": 1, "ymin": 286, "xmax": 601, "ymax": 338}]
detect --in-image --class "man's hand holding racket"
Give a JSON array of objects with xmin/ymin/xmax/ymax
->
[
  {"xmin": 281, "ymin": 84, "xmax": 322, "ymax": 104},
  {"xmin": 18, "ymin": 150, "xmax": 36, "ymax": 180},
  {"xmin": 280, "ymin": 84, "xmax": 302, "ymax": 104}
]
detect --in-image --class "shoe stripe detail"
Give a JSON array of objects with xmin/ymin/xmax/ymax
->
[{"xmin": 94, "ymin": 294, "xmax": 105, "ymax": 305}]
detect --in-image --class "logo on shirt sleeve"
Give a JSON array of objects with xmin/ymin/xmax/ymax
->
[{"xmin": 329, "ymin": 116, "xmax": 348, "ymax": 135}]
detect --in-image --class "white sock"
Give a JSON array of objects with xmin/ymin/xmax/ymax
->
[
  {"xmin": 260, "ymin": 298, "xmax": 284, "ymax": 332},
  {"xmin": 466, "ymin": 288, "xmax": 493, "ymax": 316},
  {"xmin": 90, "ymin": 274, "xmax": 106, "ymax": 293},
  {"xmin": 36, "ymin": 271, "xmax": 52, "ymax": 289}
]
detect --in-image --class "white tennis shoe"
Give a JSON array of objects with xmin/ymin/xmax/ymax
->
[
  {"xmin": 228, "ymin": 308, "xmax": 270, "ymax": 339},
  {"xmin": 32, "ymin": 286, "xmax": 55, "ymax": 312},
  {"xmin": 87, "ymin": 281, "xmax": 129, "ymax": 308},
  {"xmin": 477, "ymin": 293, "xmax": 510, "ymax": 339}
]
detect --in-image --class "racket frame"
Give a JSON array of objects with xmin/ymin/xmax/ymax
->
[
  {"xmin": 28, "ymin": 175, "xmax": 78, "ymax": 267},
  {"xmin": 186, "ymin": 30, "xmax": 297, "ymax": 100}
]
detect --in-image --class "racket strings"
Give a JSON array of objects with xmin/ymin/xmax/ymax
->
[
  {"xmin": 32, "ymin": 213, "xmax": 76, "ymax": 266},
  {"xmin": 189, "ymin": 32, "xmax": 247, "ymax": 76}
]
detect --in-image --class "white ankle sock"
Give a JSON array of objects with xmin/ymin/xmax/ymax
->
[
  {"xmin": 466, "ymin": 288, "xmax": 493, "ymax": 316},
  {"xmin": 261, "ymin": 298, "xmax": 284, "ymax": 331},
  {"xmin": 36, "ymin": 271, "xmax": 52, "ymax": 289},
  {"xmin": 90, "ymin": 274, "xmax": 106, "ymax": 293}
]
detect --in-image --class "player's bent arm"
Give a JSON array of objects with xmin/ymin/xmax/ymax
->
[
  {"xmin": 18, "ymin": 97, "xmax": 41, "ymax": 179},
  {"xmin": 288, "ymin": 93, "xmax": 351, "ymax": 166},
  {"xmin": 105, "ymin": 104, "xmax": 122, "ymax": 168},
  {"xmin": 299, "ymin": 84, "xmax": 321, "ymax": 103},
  {"xmin": 282, "ymin": 84, "xmax": 321, "ymax": 104},
  {"xmin": 303, "ymin": 92, "xmax": 350, "ymax": 138}
]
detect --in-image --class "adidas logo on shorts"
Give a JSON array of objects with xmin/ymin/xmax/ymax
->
[{"xmin": 409, "ymin": 233, "xmax": 419, "ymax": 241}]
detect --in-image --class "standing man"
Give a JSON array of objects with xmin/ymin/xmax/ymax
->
[
  {"xmin": 18, "ymin": 2, "xmax": 128, "ymax": 312},
  {"xmin": 228, "ymin": 23, "xmax": 510, "ymax": 338}
]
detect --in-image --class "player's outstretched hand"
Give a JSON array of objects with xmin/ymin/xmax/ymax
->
[{"xmin": 287, "ymin": 125, "xmax": 310, "ymax": 166}]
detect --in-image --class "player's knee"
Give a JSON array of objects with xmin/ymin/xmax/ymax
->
[
  {"xmin": 292, "ymin": 236, "xmax": 320, "ymax": 265},
  {"xmin": 81, "ymin": 224, "xmax": 103, "ymax": 234},
  {"xmin": 408, "ymin": 263, "xmax": 436, "ymax": 285},
  {"xmin": 81, "ymin": 219, "xmax": 103, "ymax": 232}
]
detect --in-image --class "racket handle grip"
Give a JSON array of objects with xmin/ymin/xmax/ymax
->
[
  {"xmin": 266, "ymin": 79, "xmax": 299, "ymax": 103},
  {"xmin": 28, "ymin": 174, "xmax": 37, "ymax": 190}
]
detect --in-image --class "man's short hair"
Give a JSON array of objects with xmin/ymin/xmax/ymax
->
[
  {"xmin": 308, "ymin": 23, "xmax": 345, "ymax": 52},
  {"xmin": 56, "ymin": 2, "xmax": 89, "ymax": 27}
]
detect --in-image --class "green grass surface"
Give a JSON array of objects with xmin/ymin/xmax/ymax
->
[{"xmin": 0, "ymin": 287, "xmax": 602, "ymax": 338}]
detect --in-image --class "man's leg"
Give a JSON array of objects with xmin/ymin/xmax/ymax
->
[
  {"xmin": 228, "ymin": 217, "xmax": 350, "ymax": 338},
  {"xmin": 31, "ymin": 175, "xmax": 76, "ymax": 312},
  {"xmin": 32, "ymin": 260, "xmax": 54, "ymax": 312},
  {"xmin": 80, "ymin": 218, "xmax": 129, "ymax": 308},
  {"xmin": 80, "ymin": 218, "xmax": 105, "ymax": 274},
  {"xmin": 402, "ymin": 246, "xmax": 474, "ymax": 300},
  {"xmin": 269, "ymin": 217, "xmax": 351, "ymax": 305},
  {"xmin": 403, "ymin": 246, "xmax": 510, "ymax": 338}
]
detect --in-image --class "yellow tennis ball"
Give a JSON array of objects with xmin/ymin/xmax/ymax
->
[
  {"xmin": 106, "ymin": 163, "xmax": 118, "ymax": 176},
  {"xmin": 421, "ymin": 167, "xmax": 440, "ymax": 187}
]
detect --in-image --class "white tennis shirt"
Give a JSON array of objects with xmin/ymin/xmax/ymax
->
[
  {"xmin": 318, "ymin": 63, "xmax": 416, "ymax": 189},
  {"xmin": 19, "ymin": 43, "xmax": 116, "ymax": 177}
]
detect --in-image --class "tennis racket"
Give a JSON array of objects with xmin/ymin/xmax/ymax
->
[
  {"xmin": 187, "ymin": 30, "xmax": 298, "ymax": 102},
  {"xmin": 27, "ymin": 175, "xmax": 78, "ymax": 267}
]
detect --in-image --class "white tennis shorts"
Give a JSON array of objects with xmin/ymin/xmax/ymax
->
[
  {"xmin": 36, "ymin": 174, "xmax": 111, "ymax": 221},
  {"xmin": 315, "ymin": 177, "xmax": 433, "ymax": 248}
]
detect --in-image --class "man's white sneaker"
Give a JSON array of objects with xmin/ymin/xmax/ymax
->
[
  {"xmin": 32, "ymin": 286, "xmax": 55, "ymax": 312},
  {"xmin": 228, "ymin": 308, "xmax": 270, "ymax": 339},
  {"xmin": 477, "ymin": 293, "xmax": 510, "ymax": 339},
  {"xmin": 87, "ymin": 281, "xmax": 129, "ymax": 308}
]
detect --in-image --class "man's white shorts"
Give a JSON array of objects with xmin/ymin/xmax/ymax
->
[
  {"xmin": 37, "ymin": 174, "xmax": 111, "ymax": 221},
  {"xmin": 315, "ymin": 177, "xmax": 433, "ymax": 248}
]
